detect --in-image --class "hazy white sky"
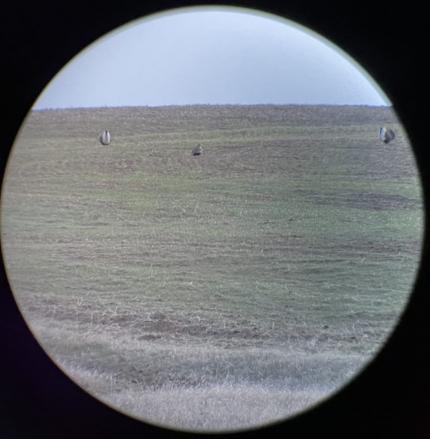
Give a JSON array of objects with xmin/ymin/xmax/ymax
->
[{"xmin": 34, "ymin": 6, "xmax": 389, "ymax": 109}]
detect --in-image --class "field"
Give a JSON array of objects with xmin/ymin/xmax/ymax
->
[{"xmin": 0, "ymin": 105, "xmax": 423, "ymax": 432}]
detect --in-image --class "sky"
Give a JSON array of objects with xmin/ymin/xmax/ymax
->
[{"xmin": 33, "ymin": 6, "xmax": 390, "ymax": 109}]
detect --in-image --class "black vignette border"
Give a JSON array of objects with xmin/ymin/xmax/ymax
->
[{"xmin": 0, "ymin": 1, "xmax": 428, "ymax": 438}]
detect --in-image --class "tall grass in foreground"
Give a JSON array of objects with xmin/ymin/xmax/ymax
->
[{"xmin": 62, "ymin": 347, "xmax": 361, "ymax": 431}]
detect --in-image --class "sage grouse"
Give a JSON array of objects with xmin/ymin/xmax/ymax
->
[
  {"xmin": 192, "ymin": 144, "xmax": 203, "ymax": 156},
  {"xmin": 99, "ymin": 130, "xmax": 111, "ymax": 145},
  {"xmin": 379, "ymin": 127, "xmax": 395, "ymax": 144}
]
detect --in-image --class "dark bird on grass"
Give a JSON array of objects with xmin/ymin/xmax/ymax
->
[
  {"xmin": 192, "ymin": 144, "xmax": 203, "ymax": 156},
  {"xmin": 379, "ymin": 127, "xmax": 395, "ymax": 144},
  {"xmin": 99, "ymin": 130, "xmax": 111, "ymax": 145}
]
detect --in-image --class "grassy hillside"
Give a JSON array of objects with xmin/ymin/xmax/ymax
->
[{"xmin": 1, "ymin": 105, "xmax": 423, "ymax": 431}]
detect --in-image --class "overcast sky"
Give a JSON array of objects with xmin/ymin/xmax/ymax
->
[{"xmin": 34, "ymin": 6, "xmax": 390, "ymax": 109}]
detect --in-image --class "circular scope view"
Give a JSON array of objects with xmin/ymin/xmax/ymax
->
[{"xmin": 0, "ymin": 6, "xmax": 423, "ymax": 433}]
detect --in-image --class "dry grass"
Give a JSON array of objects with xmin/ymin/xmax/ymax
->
[
  {"xmin": 1, "ymin": 104, "xmax": 423, "ymax": 432},
  {"xmin": 109, "ymin": 383, "xmax": 328, "ymax": 432}
]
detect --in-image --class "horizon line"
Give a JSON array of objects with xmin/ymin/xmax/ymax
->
[{"xmin": 32, "ymin": 102, "xmax": 391, "ymax": 111}]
